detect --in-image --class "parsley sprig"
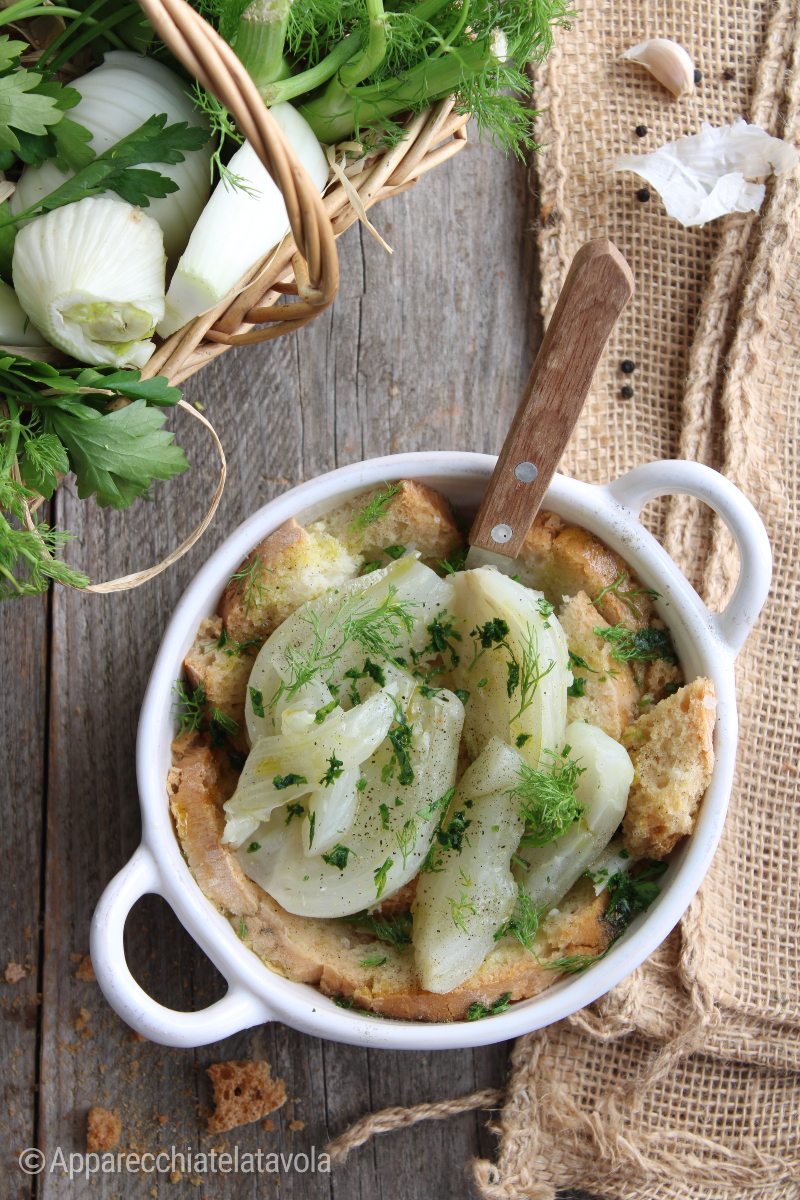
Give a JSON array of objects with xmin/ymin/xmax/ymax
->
[{"xmin": 592, "ymin": 624, "xmax": 678, "ymax": 666}]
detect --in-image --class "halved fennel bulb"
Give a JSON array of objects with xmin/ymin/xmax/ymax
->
[
  {"xmin": 10, "ymin": 52, "xmax": 211, "ymax": 263},
  {"xmin": 0, "ymin": 279, "xmax": 47, "ymax": 347},
  {"xmin": 237, "ymin": 687, "xmax": 465, "ymax": 917},
  {"xmin": 522, "ymin": 720, "xmax": 634, "ymax": 908},
  {"xmin": 157, "ymin": 102, "xmax": 329, "ymax": 337},
  {"xmin": 451, "ymin": 568, "xmax": 570, "ymax": 767},
  {"xmin": 244, "ymin": 554, "xmax": 454, "ymax": 746},
  {"xmin": 13, "ymin": 197, "xmax": 165, "ymax": 368},
  {"xmin": 413, "ymin": 737, "xmax": 526, "ymax": 993}
]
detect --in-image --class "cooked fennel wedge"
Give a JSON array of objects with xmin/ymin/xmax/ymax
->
[
  {"xmin": 244, "ymin": 554, "xmax": 454, "ymax": 745},
  {"xmin": 521, "ymin": 721, "xmax": 634, "ymax": 908},
  {"xmin": 413, "ymin": 737, "xmax": 525, "ymax": 994},
  {"xmin": 451, "ymin": 568, "xmax": 570, "ymax": 767},
  {"xmin": 236, "ymin": 687, "xmax": 465, "ymax": 917}
]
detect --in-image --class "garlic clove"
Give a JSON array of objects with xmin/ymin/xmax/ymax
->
[
  {"xmin": 620, "ymin": 38, "xmax": 695, "ymax": 99},
  {"xmin": 12, "ymin": 196, "xmax": 166, "ymax": 368}
]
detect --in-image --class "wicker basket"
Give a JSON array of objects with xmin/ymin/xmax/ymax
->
[{"xmin": 136, "ymin": 0, "xmax": 469, "ymax": 388}]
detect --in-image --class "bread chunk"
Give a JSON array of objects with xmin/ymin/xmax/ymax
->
[
  {"xmin": 219, "ymin": 517, "xmax": 360, "ymax": 643},
  {"xmin": 206, "ymin": 1061, "xmax": 286, "ymax": 1133},
  {"xmin": 183, "ymin": 616, "xmax": 256, "ymax": 731},
  {"xmin": 315, "ymin": 478, "xmax": 463, "ymax": 565},
  {"xmin": 87, "ymin": 1106, "xmax": 121, "ymax": 1152},
  {"xmin": 622, "ymin": 679, "xmax": 716, "ymax": 858},
  {"xmin": 559, "ymin": 591, "xmax": 640, "ymax": 740},
  {"xmin": 514, "ymin": 513, "xmax": 653, "ymax": 629},
  {"xmin": 168, "ymin": 734, "xmax": 261, "ymax": 916},
  {"xmin": 644, "ymin": 657, "xmax": 684, "ymax": 704}
]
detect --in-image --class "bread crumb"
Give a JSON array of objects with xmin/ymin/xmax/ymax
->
[
  {"xmin": 262, "ymin": 1118, "xmax": 274, "ymax": 1132},
  {"xmin": 87, "ymin": 1106, "xmax": 121, "ymax": 1152},
  {"xmin": 206, "ymin": 1060, "xmax": 287, "ymax": 1133},
  {"xmin": 170, "ymin": 1170, "xmax": 182, "ymax": 1183},
  {"xmin": 75, "ymin": 955, "xmax": 96, "ymax": 982},
  {"xmin": 5, "ymin": 962, "xmax": 25, "ymax": 984},
  {"xmin": 289, "ymin": 1119, "xmax": 304, "ymax": 1132}
]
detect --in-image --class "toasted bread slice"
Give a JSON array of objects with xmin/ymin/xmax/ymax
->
[
  {"xmin": 183, "ymin": 617, "xmax": 258, "ymax": 731},
  {"xmin": 515, "ymin": 512, "xmax": 653, "ymax": 630},
  {"xmin": 315, "ymin": 478, "xmax": 463, "ymax": 567},
  {"xmin": 219, "ymin": 517, "xmax": 360, "ymax": 643},
  {"xmin": 559, "ymin": 591, "xmax": 640, "ymax": 740},
  {"xmin": 622, "ymin": 679, "xmax": 716, "ymax": 858}
]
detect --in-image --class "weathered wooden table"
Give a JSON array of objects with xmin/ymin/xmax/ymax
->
[{"xmin": 1, "ymin": 130, "xmax": 590, "ymax": 1199}]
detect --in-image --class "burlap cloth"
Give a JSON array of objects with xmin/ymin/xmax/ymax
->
[{"xmin": 326, "ymin": 1, "xmax": 800, "ymax": 1194}]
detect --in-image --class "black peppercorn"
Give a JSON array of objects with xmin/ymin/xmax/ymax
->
[
  {"xmin": 694, "ymin": 69, "xmax": 702, "ymax": 83},
  {"xmin": 635, "ymin": 124, "xmax": 647, "ymax": 137},
  {"xmin": 722, "ymin": 67, "xmax": 736, "ymax": 81},
  {"xmin": 621, "ymin": 385, "xmax": 634, "ymax": 399},
  {"xmin": 636, "ymin": 188, "xmax": 651, "ymax": 202},
  {"xmin": 621, "ymin": 360, "xmax": 635, "ymax": 374}
]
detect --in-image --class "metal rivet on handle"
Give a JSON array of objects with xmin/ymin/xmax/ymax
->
[
  {"xmin": 514, "ymin": 461, "xmax": 538, "ymax": 482},
  {"xmin": 490, "ymin": 524, "xmax": 513, "ymax": 544}
]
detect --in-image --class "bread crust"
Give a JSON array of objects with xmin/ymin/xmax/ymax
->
[
  {"xmin": 622, "ymin": 678, "xmax": 716, "ymax": 858},
  {"xmin": 559, "ymin": 591, "xmax": 640, "ymax": 740}
]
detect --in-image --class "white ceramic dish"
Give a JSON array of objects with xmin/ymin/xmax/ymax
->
[{"xmin": 91, "ymin": 454, "xmax": 771, "ymax": 1050}]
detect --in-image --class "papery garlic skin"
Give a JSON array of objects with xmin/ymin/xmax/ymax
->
[
  {"xmin": 621, "ymin": 38, "xmax": 695, "ymax": 98},
  {"xmin": 13, "ymin": 197, "xmax": 166, "ymax": 368},
  {"xmin": 0, "ymin": 279, "xmax": 48, "ymax": 347},
  {"xmin": 10, "ymin": 51, "xmax": 211, "ymax": 263},
  {"xmin": 157, "ymin": 101, "xmax": 328, "ymax": 338}
]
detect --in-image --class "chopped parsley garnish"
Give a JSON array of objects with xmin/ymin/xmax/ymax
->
[
  {"xmin": 333, "ymin": 997, "xmax": 354, "ymax": 1008},
  {"xmin": 568, "ymin": 650, "xmax": 595, "ymax": 672},
  {"xmin": 379, "ymin": 803, "xmax": 391, "ymax": 829},
  {"xmin": 383, "ymin": 544, "xmax": 406, "ymax": 559},
  {"xmin": 592, "ymin": 572, "xmax": 660, "ymax": 620},
  {"xmin": 536, "ymin": 598, "xmax": 555, "ymax": 625},
  {"xmin": 593, "ymin": 623, "xmax": 678, "ymax": 665},
  {"xmin": 321, "ymin": 843, "xmax": 354, "ymax": 870},
  {"xmin": 665, "ymin": 681, "xmax": 680, "ymax": 696},
  {"xmin": 382, "ymin": 700, "xmax": 414, "ymax": 785},
  {"xmin": 214, "ymin": 626, "xmax": 262, "ymax": 657},
  {"xmin": 511, "ymin": 751, "xmax": 586, "ymax": 847},
  {"xmin": 308, "ymin": 811, "xmax": 316, "ymax": 848},
  {"xmin": 228, "ymin": 750, "xmax": 247, "ymax": 772},
  {"xmin": 466, "ymin": 992, "xmax": 512, "ymax": 1020},
  {"xmin": 346, "ymin": 909, "xmax": 413, "ymax": 952},
  {"xmin": 416, "ymin": 786, "xmax": 455, "ymax": 823},
  {"xmin": 285, "ymin": 802, "xmax": 306, "ymax": 825},
  {"xmin": 319, "ymin": 753, "xmax": 344, "ymax": 787},
  {"xmin": 567, "ymin": 676, "xmax": 587, "ymax": 698},
  {"xmin": 454, "ymin": 688, "xmax": 470, "ymax": 705},
  {"xmin": 604, "ymin": 861, "xmax": 668, "ymax": 927},
  {"xmin": 477, "ymin": 677, "xmax": 488, "ymax": 689},
  {"xmin": 356, "ymin": 777, "xmax": 367, "ymax": 792},
  {"xmin": 349, "ymin": 482, "xmax": 403, "ymax": 536},
  {"xmin": 423, "ymin": 609, "xmax": 463, "ymax": 667},
  {"xmin": 273, "ymin": 773, "xmax": 308, "ymax": 791},
  {"xmin": 344, "ymin": 657, "xmax": 386, "ymax": 704},
  {"xmin": 420, "ymin": 684, "xmax": 443, "ymax": 699},
  {"xmin": 373, "ymin": 856, "xmax": 393, "ymax": 899},
  {"xmin": 515, "ymin": 732, "xmax": 532, "ymax": 748},
  {"xmin": 249, "ymin": 687, "xmax": 265, "ymax": 718},
  {"xmin": 239, "ymin": 918, "xmax": 246, "ymax": 940},
  {"xmin": 246, "ymin": 842, "xmax": 261, "ymax": 853},
  {"xmin": 173, "ymin": 679, "xmax": 208, "ymax": 736},
  {"xmin": 359, "ymin": 954, "xmax": 388, "ymax": 968},
  {"xmin": 359, "ymin": 560, "xmax": 383, "ymax": 576},
  {"xmin": 314, "ymin": 699, "xmax": 339, "ymax": 723},
  {"xmin": 436, "ymin": 809, "xmax": 471, "ymax": 853}
]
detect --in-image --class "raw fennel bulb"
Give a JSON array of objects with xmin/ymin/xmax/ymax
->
[
  {"xmin": 157, "ymin": 102, "xmax": 328, "ymax": 338},
  {"xmin": 13, "ymin": 197, "xmax": 166, "ymax": 368},
  {"xmin": 10, "ymin": 52, "xmax": 211, "ymax": 262},
  {"xmin": 0, "ymin": 279, "xmax": 48, "ymax": 347}
]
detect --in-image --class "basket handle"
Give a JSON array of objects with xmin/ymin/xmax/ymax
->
[
  {"xmin": 90, "ymin": 844, "xmax": 274, "ymax": 1047},
  {"xmin": 137, "ymin": 0, "xmax": 339, "ymax": 306}
]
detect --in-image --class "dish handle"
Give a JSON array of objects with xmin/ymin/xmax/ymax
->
[
  {"xmin": 606, "ymin": 460, "xmax": 772, "ymax": 658},
  {"xmin": 90, "ymin": 845, "xmax": 274, "ymax": 1048}
]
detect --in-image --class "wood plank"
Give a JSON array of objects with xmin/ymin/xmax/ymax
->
[
  {"xmin": 36, "ymin": 123, "xmax": 541, "ymax": 1199},
  {"xmin": 0, "ymin": 591, "xmax": 47, "ymax": 1198}
]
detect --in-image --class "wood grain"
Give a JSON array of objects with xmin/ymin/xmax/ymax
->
[
  {"xmin": 470, "ymin": 240, "xmax": 634, "ymax": 557},
  {"xmin": 20, "ymin": 125, "xmax": 557, "ymax": 1200}
]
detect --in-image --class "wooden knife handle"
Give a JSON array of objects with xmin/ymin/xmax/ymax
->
[{"xmin": 469, "ymin": 239, "xmax": 634, "ymax": 558}]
